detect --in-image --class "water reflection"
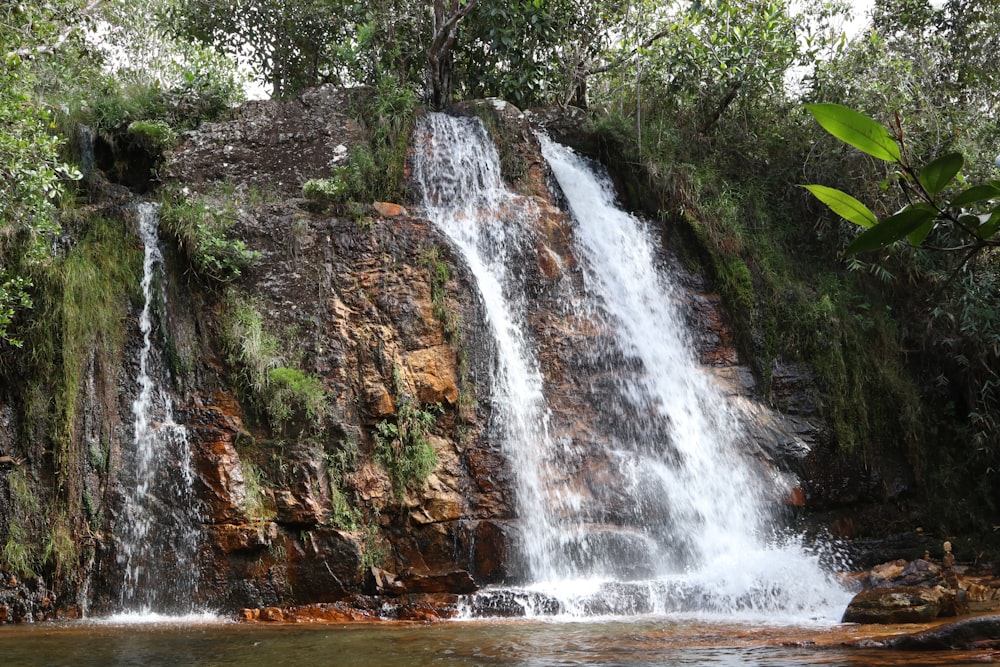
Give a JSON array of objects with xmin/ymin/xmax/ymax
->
[{"xmin": 2, "ymin": 619, "xmax": 998, "ymax": 667}]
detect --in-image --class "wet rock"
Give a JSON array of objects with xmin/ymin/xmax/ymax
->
[
  {"xmin": 364, "ymin": 567, "xmax": 406, "ymax": 596},
  {"xmin": 396, "ymin": 570, "xmax": 478, "ymax": 595},
  {"xmin": 373, "ymin": 202, "xmax": 407, "ymax": 217},
  {"xmin": 878, "ymin": 615, "xmax": 1000, "ymax": 650},
  {"xmin": 285, "ymin": 528, "xmax": 364, "ymax": 603},
  {"xmin": 842, "ymin": 585, "xmax": 966, "ymax": 624},
  {"xmin": 164, "ymin": 84, "xmax": 366, "ymax": 197}
]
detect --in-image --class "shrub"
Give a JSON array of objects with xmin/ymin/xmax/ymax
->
[
  {"xmin": 374, "ymin": 398, "xmax": 439, "ymax": 498},
  {"xmin": 160, "ymin": 188, "xmax": 259, "ymax": 284}
]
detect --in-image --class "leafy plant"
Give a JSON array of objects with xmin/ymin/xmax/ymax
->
[
  {"xmin": 266, "ymin": 366, "xmax": 327, "ymax": 426},
  {"xmin": 160, "ymin": 188, "xmax": 259, "ymax": 284},
  {"xmin": 803, "ymin": 103, "xmax": 1000, "ymax": 263},
  {"xmin": 302, "ymin": 177, "xmax": 348, "ymax": 207},
  {"xmin": 240, "ymin": 457, "xmax": 276, "ymax": 523},
  {"xmin": 223, "ymin": 297, "xmax": 327, "ymax": 432},
  {"xmin": 373, "ymin": 398, "xmax": 440, "ymax": 498},
  {"xmin": 1, "ymin": 469, "xmax": 42, "ymax": 576}
]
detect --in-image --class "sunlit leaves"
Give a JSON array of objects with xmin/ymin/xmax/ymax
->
[
  {"xmin": 804, "ymin": 103, "xmax": 1000, "ymax": 258},
  {"xmin": 804, "ymin": 103, "xmax": 901, "ymax": 162},
  {"xmin": 917, "ymin": 152, "xmax": 963, "ymax": 197},
  {"xmin": 845, "ymin": 204, "xmax": 935, "ymax": 255},
  {"xmin": 802, "ymin": 185, "xmax": 877, "ymax": 228}
]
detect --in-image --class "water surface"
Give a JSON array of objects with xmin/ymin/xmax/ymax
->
[{"xmin": 2, "ymin": 618, "xmax": 996, "ymax": 666}]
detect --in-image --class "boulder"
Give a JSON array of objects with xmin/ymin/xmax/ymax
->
[
  {"xmin": 842, "ymin": 585, "xmax": 968, "ymax": 624},
  {"xmin": 880, "ymin": 615, "xmax": 1000, "ymax": 650}
]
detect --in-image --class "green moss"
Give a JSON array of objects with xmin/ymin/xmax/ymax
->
[
  {"xmin": 1, "ymin": 469, "xmax": 42, "ymax": 576},
  {"xmin": 222, "ymin": 296, "xmax": 327, "ymax": 433},
  {"xmin": 126, "ymin": 119, "xmax": 178, "ymax": 153},
  {"xmin": 267, "ymin": 366, "xmax": 327, "ymax": 426},
  {"xmin": 239, "ymin": 456, "xmax": 276, "ymax": 524}
]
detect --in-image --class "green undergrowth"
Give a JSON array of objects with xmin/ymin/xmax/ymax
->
[
  {"xmin": 222, "ymin": 295, "xmax": 327, "ymax": 434},
  {"xmin": 342, "ymin": 76, "xmax": 419, "ymax": 203},
  {"xmin": 373, "ymin": 366, "xmax": 440, "ymax": 498},
  {"xmin": 159, "ymin": 187, "xmax": 259, "ymax": 285},
  {"xmin": 1, "ymin": 210, "xmax": 140, "ymax": 577}
]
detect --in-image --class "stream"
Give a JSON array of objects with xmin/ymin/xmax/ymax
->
[{"xmin": 2, "ymin": 617, "xmax": 996, "ymax": 666}]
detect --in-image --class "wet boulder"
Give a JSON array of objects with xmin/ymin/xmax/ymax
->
[
  {"xmin": 879, "ymin": 615, "xmax": 1000, "ymax": 650},
  {"xmin": 842, "ymin": 584, "xmax": 968, "ymax": 624}
]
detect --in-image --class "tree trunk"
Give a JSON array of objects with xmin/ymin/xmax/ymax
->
[{"xmin": 426, "ymin": 0, "xmax": 477, "ymax": 109}]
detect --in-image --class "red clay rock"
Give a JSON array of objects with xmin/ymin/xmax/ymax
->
[{"xmin": 373, "ymin": 201, "xmax": 408, "ymax": 217}]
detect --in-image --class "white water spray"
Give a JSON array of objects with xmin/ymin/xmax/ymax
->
[
  {"xmin": 412, "ymin": 113, "xmax": 563, "ymax": 581},
  {"xmin": 116, "ymin": 202, "xmax": 202, "ymax": 615},
  {"xmin": 413, "ymin": 113, "xmax": 849, "ymax": 622}
]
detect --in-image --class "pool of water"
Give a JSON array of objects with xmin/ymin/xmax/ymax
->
[{"xmin": 2, "ymin": 617, "xmax": 997, "ymax": 666}]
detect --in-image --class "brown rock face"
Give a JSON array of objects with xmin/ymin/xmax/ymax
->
[{"xmin": 150, "ymin": 87, "xmax": 512, "ymax": 613}]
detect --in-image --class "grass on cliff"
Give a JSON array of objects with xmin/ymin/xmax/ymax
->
[
  {"xmin": 12, "ymin": 209, "xmax": 142, "ymax": 564},
  {"xmin": 159, "ymin": 187, "xmax": 259, "ymax": 285},
  {"xmin": 222, "ymin": 295, "xmax": 327, "ymax": 433}
]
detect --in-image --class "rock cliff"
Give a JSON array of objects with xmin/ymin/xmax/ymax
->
[{"xmin": 0, "ymin": 86, "xmax": 922, "ymax": 620}]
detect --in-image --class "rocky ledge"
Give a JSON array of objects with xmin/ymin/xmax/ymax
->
[{"xmin": 842, "ymin": 553, "xmax": 1000, "ymax": 624}]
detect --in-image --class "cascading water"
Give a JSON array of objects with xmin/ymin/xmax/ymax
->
[
  {"xmin": 411, "ymin": 113, "xmax": 563, "ymax": 581},
  {"xmin": 413, "ymin": 112, "xmax": 849, "ymax": 622},
  {"xmin": 116, "ymin": 202, "xmax": 202, "ymax": 615}
]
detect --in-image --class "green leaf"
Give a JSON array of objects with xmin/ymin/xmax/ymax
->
[
  {"xmin": 979, "ymin": 209, "xmax": 1000, "ymax": 239},
  {"xmin": 846, "ymin": 204, "xmax": 936, "ymax": 255},
  {"xmin": 950, "ymin": 183, "xmax": 1000, "ymax": 207},
  {"xmin": 805, "ymin": 103, "xmax": 901, "ymax": 163},
  {"xmin": 917, "ymin": 152, "xmax": 963, "ymax": 197},
  {"xmin": 908, "ymin": 219, "xmax": 934, "ymax": 246},
  {"xmin": 803, "ymin": 185, "xmax": 878, "ymax": 228}
]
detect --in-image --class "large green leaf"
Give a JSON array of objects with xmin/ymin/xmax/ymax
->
[
  {"xmin": 802, "ymin": 184, "xmax": 877, "ymax": 228},
  {"xmin": 917, "ymin": 152, "xmax": 963, "ymax": 197},
  {"xmin": 950, "ymin": 183, "xmax": 1000, "ymax": 207},
  {"xmin": 805, "ymin": 103, "xmax": 901, "ymax": 163},
  {"xmin": 976, "ymin": 209, "xmax": 1000, "ymax": 240},
  {"xmin": 846, "ymin": 204, "xmax": 936, "ymax": 255},
  {"xmin": 908, "ymin": 218, "xmax": 934, "ymax": 246}
]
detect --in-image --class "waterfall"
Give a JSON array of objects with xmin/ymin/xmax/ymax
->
[
  {"xmin": 116, "ymin": 202, "xmax": 202, "ymax": 615},
  {"xmin": 411, "ymin": 113, "xmax": 563, "ymax": 581},
  {"xmin": 413, "ymin": 113, "xmax": 849, "ymax": 622}
]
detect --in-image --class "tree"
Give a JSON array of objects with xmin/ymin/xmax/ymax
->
[
  {"xmin": 1, "ymin": 2, "xmax": 85, "ymax": 346},
  {"xmin": 803, "ymin": 103, "xmax": 1000, "ymax": 261},
  {"xmin": 161, "ymin": 0, "xmax": 353, "ymax": 97},
  {"xmin": 426, "ymin": 0, "xmax": 478, "ymax": 108}
]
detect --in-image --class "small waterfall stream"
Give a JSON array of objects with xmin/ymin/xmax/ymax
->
[
  {"xmin": 116, "ymin": 202, "xmax": 202, "ymax": 615},
  {"xmin": 411, "ymin": 113, "xmax": 563, "ymax": 580},
  {"xmin": 413, "ymin": 113, "xmax": 848, "ymax": 622}
]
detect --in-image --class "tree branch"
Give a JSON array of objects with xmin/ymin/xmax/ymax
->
[{"xmin": 6, "ymin": 0, "xmax": 104, "ymax": 59}]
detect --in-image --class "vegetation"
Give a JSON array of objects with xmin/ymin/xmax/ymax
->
[
  {"xmin": 222, "ymin": 297, "xmax": 328, "ymax": 432},
  {"xmin": 374, "ymin": 397, "xmax": 440, "ymax": 499},
  {"xmin": 4, "ymin": 0, "xmax": 1000, "ymax": 582},
  {"xmin": 159, "ymin": 188, "xmax": 259, "ymax": 284}
]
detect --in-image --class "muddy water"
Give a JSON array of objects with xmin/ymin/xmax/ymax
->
[{"xmin": 2, "ymin": 618, "xmax": 996, "ymax": 666}]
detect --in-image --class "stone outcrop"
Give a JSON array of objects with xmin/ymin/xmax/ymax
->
[
  {"xmin": 0, "ymin": 86, "xmax": 949, "ymax": 622},
  {"xmin": 147, "ymin": 86, "xmax": 518, "ymax": 613},
  {"xmin": 876, "ymin": 615, "xmax": 1000, "ymax": 650},
  {"xmin": 839, "ymin": 557, "xmax": 991, "ymax": 624},
  {"xmin": 842, "ymin": 585, "xmax": 966, "ymax": 624}
]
